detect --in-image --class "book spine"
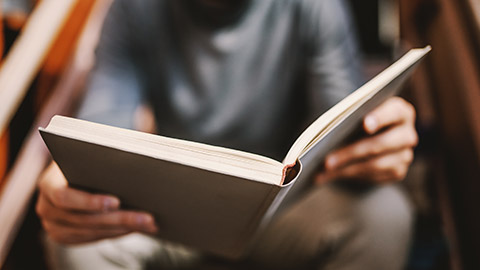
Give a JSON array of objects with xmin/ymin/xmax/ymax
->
[
  {"xmin": 281, "ymin": 162, "xmax": 296, "ymax": 184},
  {"xmin": 232, "ymin": 184, "xmax": 281, "ymax": 258}
]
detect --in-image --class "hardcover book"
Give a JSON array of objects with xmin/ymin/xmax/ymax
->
[{"xmin": 39, "ymin": 46, "xmax": 431, "ymax": 258}]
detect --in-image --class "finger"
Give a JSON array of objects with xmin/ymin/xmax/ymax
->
[
  {"xmin": 37, "ymin": 194, "xmax": 157, "ymax": 233},
  {"xmin": 363, "ymin": 97, "xmax": 416, "ymax": 134},
  {"xmin": 46, "ymin": 184, "xmax": 119, "ymax": 212},
  {"xmin": 42, "ymin": 220, "xmax": 132, "ymax": 245},
  {"xmin": 325, "ymin": 124, "xmax": 417, "ymax": 170},
  {"xmin": 318, "ymin": 149, "xmax": 413, "ymax": 184},
  {"xmin": 39, "ymin": 162, "xmax": 120, "ymax": 212}
]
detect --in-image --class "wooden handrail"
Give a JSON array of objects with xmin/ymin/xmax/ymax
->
[
  {"xmin": 0, "ymin": 0, "xmax": 112, "ymax": 266},
  {"xmin": 0, "ymin": 2, "xmax": 5, "ymax": 183},
  {"xmin": 400, "ymin": 0, "xmax": 480, "ymax": 268},
  {"xmin": 0, "ymin": 0, "xmax": 76, "ymax": 137},
  {"xmin": 467, "ymin": 0, "xmax": 480, "ymax": 32},
  {"xmin": 35, "ymin": 0, "xmax": 97, "ymax": 109}
]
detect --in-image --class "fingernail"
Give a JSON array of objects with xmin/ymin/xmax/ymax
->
[
  {"xmin": 137, "ymin": 214, "xmax": 156, "ymax": 227},
  {"xmin": 326, "ymin": 156, "xmax": 337, "ymax": 169},
  {"xmin": 136, "ymin": 215, "xmax": 158, "ymax": 233},
  {"xmin": 364, "ymin": 116, "xmax": 377, "ymax": 133},
  {"xmin": 136, "ymin": 214, "xmax": 150, "ymax": 225},
  {"xmin": 103, "ymin": 197, "xmax": 120, "ymax": 211}
]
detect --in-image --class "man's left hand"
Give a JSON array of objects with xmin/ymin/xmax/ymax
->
[{"xmin": 315, "ymin": 97, "xmax": 418, "ymax": 184}]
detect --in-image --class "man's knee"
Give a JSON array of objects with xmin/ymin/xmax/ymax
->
[
  {"xmin": 327, "ymin": 184, "xmax": 414, "ymax": 270},
  {"xmin": 247, "ymin": 184, "xmax": 413, "ymax": 269},
  {"xmin": 358, "ymin": 184, "xmax": 413, "ymax": 243},
  {"xmin": 246, "ymin": 185, "xmax": 360, "ymax": 268}
]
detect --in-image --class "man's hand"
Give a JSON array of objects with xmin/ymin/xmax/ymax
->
[
  {"xmin": 315, "ymin": 97, "xmax": 418, "ymax": 184},
  {"xmin": 36, "ymin": 162, "xmax": 158, "ymax": 245}
]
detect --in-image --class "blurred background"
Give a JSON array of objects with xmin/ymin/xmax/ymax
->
[{"xmin": 0, "ymin": 0, "xmax": 479, "ymax": 269}]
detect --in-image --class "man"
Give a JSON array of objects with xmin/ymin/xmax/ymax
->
[{"xmin": 36, "ymin": 0, "xmax": 417, "ymax": 269}]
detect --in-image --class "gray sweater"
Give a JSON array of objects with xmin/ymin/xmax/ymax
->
[{"xmin": 78, "ymin": 0, "xmax": 362, "ymax": 160}]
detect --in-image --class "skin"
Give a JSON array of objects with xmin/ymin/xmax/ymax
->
[
  {"xmin": 36, "ymin": 96, "xmax": 418, "ymax": 245},
  {"xmin": 316, "ymin": 96, "xmax": 418, "ymax": 184},
  {"xmin": 36, "ymin": 162, "xmax": 158, "ymax": 244}
]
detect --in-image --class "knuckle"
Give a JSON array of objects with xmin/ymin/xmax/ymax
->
[
  {"xmin": 392, "ymin": 168, "xmax": 403, "ymax": 180},
  {"xmin": 406, "ymin": 129, "xmax": 419, "ymax": 147},
  {"xmin": 371, "ymin": 158, "xmax": 387, "ymax": 171},
  {"xmin": 395, "ymin": 98, "xmax": 416, "ymax": 120},
  {"xmin": 404, "ymin": 149, "xmax": 414, "ymax": 164},
  {"xmin": 405, "ymin": 106, "xmax": 416, "ymax": 123},
  {"xmin": 394, "ymin": 96, "xmax": 406, "ymax": 104},
  {"xmin": 411, "ymin": 131, "xmax": 419, "ymax": 147},
  {"xmin": 362, "ymin": 139, "xmax": 382, "ymax": 157},
  {"xmin": 389, "ymin": 96, "xmax": 403, "ymax": 106},
  {"xmin": 391, "ymin": 166, "xmax": 407, "ymax": 180},
  {"xmin": 406, "ymin": 101, "xmax": 416, "ymax": 118},
  {"xmin": 375, "ymin": 136, "xmax": 390, "ymax": 155},
  {"xmin": 373, "ymin": 145, "xmax": 385, "ymax": 157},
  {"xmin": 368, "ymin": 142, "xmax": 381, "ymax": 156},
  {"xmin": 408, "ymin": 104, "xmax": 416, "ymax": 120},
  {"xmin": 35, "ymin": 200, "xmax": 46, "ymax": 217},
  {"xmin": 51, "ymin": 188, "xmax": 66, "ymax": 207},
  {"xmin": 392, "ymin": 97, "xmax": 405, "ymax": 111}
]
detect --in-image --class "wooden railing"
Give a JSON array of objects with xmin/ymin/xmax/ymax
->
[
  {"xmin": 0, "ymin": 0, "xmax": 112, "ymax": 267},
  {"xmin": 400, "ymin": 0, "xmax": 480, "ymax": 269},
  {"xmin": 0, "ymin": 0, "xmax": 77, "ymax": 137},
  {"xmin": 0, "ymin": 4, "xmax": 5, "ymax": 183},
  {"xmin": 2, "ymin": 0, "xmax": 477, "ymax": 268}
]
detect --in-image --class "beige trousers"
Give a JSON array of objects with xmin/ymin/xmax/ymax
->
[{"xmin": 45, "ymin": 184, "xmax": 413, "ymax": 270}]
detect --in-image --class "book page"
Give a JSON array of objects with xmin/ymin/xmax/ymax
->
[
  {"xmin": 43, "ymin": 116, "xmax": 286, "ymax": 185},
  {"xmin": 282, "ymin": 46, "xmax": 431, "ymax": 166}
]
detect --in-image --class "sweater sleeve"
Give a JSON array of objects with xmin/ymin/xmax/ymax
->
[
  {"xmin": 76, "ymin": 0, "xmax": 144, "ymax": 129},
  {"xmin": 300, "ymin": 0, "xmax": 364, "ymax": 119}
]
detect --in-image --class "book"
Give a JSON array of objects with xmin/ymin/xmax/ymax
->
[{"xmin": 39, "ymin": 46, "xmax": 431, "ymax": 258}]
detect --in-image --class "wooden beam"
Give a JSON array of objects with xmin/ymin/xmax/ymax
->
[
  {"xmin": 0, "ymin": 0, "xmax": 112, "ymax": 266},
  {"xmin": 0, "ymin": 0, "xmax": 77, "ymax": 137}
]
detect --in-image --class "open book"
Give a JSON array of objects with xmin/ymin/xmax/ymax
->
[{"xmin": 39, "ymin": 46, "xmax": 430, "ymax": 258}]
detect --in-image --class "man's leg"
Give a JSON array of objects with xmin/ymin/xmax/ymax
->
[
  {"xmin": 43, "ymin": 184, "xmax": 413, "ymax": 270},
  {"xmin": 247, "ymin": 183, "xmax": 413, "ymax": 270},
  {"xmin": 44, "ymin": 233, "xmax": 201, "ymax": 270}
]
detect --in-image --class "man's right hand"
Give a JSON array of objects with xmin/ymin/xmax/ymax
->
[{"xmin": 36, "ymin": 162, "xmax": 158, "ymax": 245}]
